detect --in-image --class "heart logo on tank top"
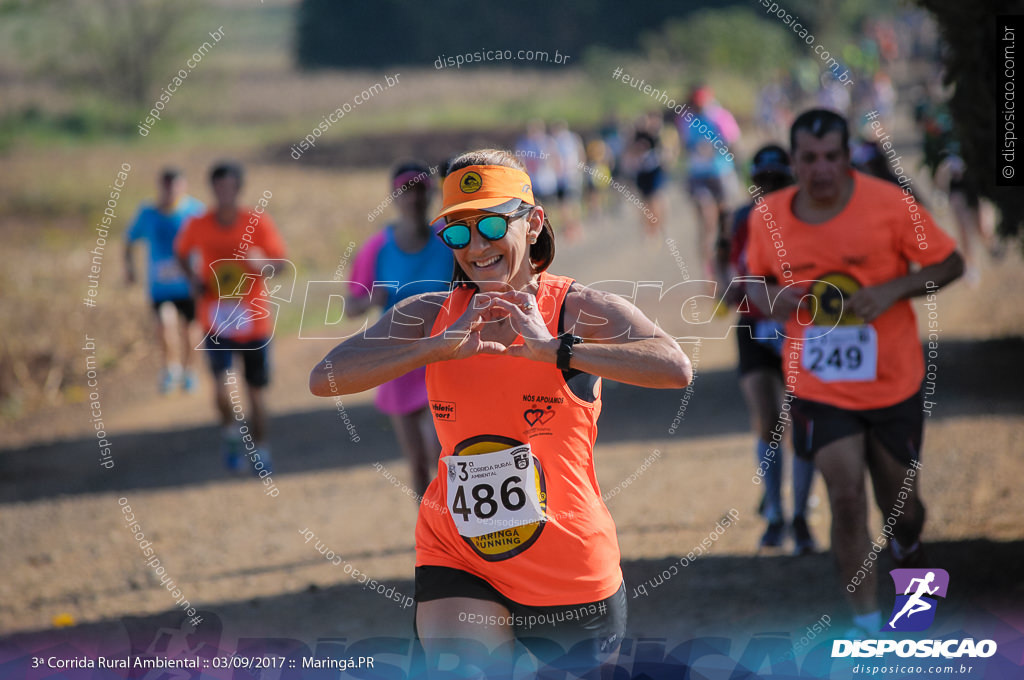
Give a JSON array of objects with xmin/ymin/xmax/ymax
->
[{"xmin": 523, "ymin": 405, "xmax": 555, "ymax": 426}]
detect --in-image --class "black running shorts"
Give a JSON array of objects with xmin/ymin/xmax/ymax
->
[
  {"xmin": 791, "ymin": 386, "xmax": 924, "ymax": 465},
  {"xmin": 152, "ymin": 297, "xmax": 196, "ymax": 322},
  {"xmin": 414, "ymin": 565, "xmax": 626, "ymax": 658}
]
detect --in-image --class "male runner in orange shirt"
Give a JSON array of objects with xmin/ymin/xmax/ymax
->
[
  {"xmin": 176, "ymin": 161, "xmax": 287, "ymax": 473},
  {"xmin": 747, "ymin": 109, "xmax": 963, "ymax": 637}
]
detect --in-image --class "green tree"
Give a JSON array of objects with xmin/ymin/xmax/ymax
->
[
  {"xmin": 26, "ymin": 0, "xmax": 203, "ymax": 107},
  {"xmin": 642, "ymin": 8, "xmax": 797, "ymax": 79},
  {"xmin": 914, "ymin": 0, "xmax": 1024, "ymax": 244}
]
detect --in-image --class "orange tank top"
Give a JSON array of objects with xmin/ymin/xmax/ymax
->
[{"xmin": 415, "ymin": 272, "xmax": 622, "ymax": 606}]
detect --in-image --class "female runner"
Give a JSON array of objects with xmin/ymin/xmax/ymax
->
[{"xmin": 311, "ymin": 149, "xmax": 691, "ymax": 676}]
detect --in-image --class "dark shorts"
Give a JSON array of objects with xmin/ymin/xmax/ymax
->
[
  {"xmin": 636, "ymin": 167, "xmax": 666, "ymax": 197},
  {"xmin": 152, "ymin": 297, "xmax": 196, "ymax": 322},
  {"xmin": 949, "ymin": 175, "xmax": 980, "ymax": 207},
  {"xmin": 414, "ymin": 565, "xmax": 626, "ymax": 658},
  {"xmin": 687, "ymin": 174, "xmax": 726, "ymax": 204},
  {"xmin": 556, "ymin": 182, "xmax": 580, "ymax": 201},
  {"xmin": 736, "ymin": 316, "xmax": 783, "ymax": 377},
  {"xmin": 791, "ymin": 386, "xmax": 924, "ymax": 465},
  {"xmin": 203, "ymin": 336, "xmax": 271, "ymax": 387}
]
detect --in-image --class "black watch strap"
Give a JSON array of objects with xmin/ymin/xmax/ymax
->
[{"xmin": 556, "ymin": 333, "xmax": 582, "ymax": 371}]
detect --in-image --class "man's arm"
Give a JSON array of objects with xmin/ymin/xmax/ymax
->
[
  {"xmin": 850, "ymin": 193, "xmax": 966, "ymax": 323},
  {"xmin": 175, "ymin": 252, "xmax": 205, "ymax": 296},
  {"xmin": 124, "ymin": 208, "xmax": 145, "ymax": 285},
  {"xmin": 124, "ymin": 241, "xmax": 137, "ymax": 285},
  {"xmin": 749, "ymin": 278, "xmax": 811, "ymax": 324},
  {"xmin": 742, "ymin": 198, "xmax": 808, "ymax": 323},
  {"xmin": 847, "ymin": 252, "xmax": 964, "ymax": 323},
  {"xmin": 173, "ymin": 220, "xmax": 205, "ymax": 296}
]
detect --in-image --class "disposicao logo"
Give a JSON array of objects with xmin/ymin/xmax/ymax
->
[
  {"xmin": 832, "ymin": 568, "xmax": 998, "ymax": 659},
  {"xmin": 884, "ymin": 568, "xmax": 948, "ymax": 632}
]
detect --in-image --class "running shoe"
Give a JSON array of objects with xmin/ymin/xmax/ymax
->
[
  {"xmin": 964, "ymin": 266, "xmax": 981, "ymax": 288},
  {"xmin": 252, "ymin": 446, "xmax": 273, "ymax": 476},
  {"xmin": 159, "ymin": 368, "xmax": 178, "ymax": 394},
  {"xmin": 990, "ymin": 239, "xmax": 1007, "ymax": 260},
  {"xmin": 760, "ymin": 519, "xmax": 786, "ymax": 549},
  {"xmin": 791, "ymin": 515, "xmax": 817, "ymax": 555},
  {"xmin": 221, "ymin": 432, "xmax": 243, "ymax": 472},
  {"xmin": 182, "ymin": 369, "xmax": 198, "ymax": 393},
  {"xmin": 891, "ymin": 541, "xmax": 928, "ymax": 569}
]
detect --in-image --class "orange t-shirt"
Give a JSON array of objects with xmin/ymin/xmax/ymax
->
[
  {"xmin": 416, "ymin": 272, "xmax": 622, "ymax": 606},
  {"xmin": 746, "ymin": 171, "xmax": 956, "ymax": 410},
  {"xmin": 174, "ymin": 209, "xmax": 287, "ymax": 343}
]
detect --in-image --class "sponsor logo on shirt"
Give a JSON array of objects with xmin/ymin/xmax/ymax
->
[
  {"xmin": 521, "ymin": 393, "xmax": 565, "ymax": 404},
  {"xmin": 431, "ymin": 400, "xmax": 456, "ymax": 422}
]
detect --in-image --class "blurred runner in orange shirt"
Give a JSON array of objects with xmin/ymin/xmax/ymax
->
[
  {"xmin": 176, "ymin": 161, "xmax": 287, "ymax": 474},
  {"xmin": 747, "ymin": 109, "xmax": 963, "ymax": 638}
]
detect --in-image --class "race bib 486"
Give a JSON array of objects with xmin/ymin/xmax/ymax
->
[{"xmin": 442, "ymin": 444, "xmax": 545, "ymax": 538}]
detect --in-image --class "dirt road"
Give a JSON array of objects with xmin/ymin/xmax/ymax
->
[{"xmin": 2, "ymin": 167, "xmax": 1023, "ymax": 678}]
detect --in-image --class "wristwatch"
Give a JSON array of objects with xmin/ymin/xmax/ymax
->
[{"xmin": 556, "ymin": 333, "xmax": 583, "ymax": 371}]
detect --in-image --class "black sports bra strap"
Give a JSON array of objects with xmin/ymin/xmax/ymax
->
[{"xmin": 555, "ymin": 281, "xmax": 598, "ymax": 403}]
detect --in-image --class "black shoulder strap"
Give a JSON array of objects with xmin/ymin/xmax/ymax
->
[
  {"xmin": 557, "ymin": 281, "xmax": 576, "ymax": 335},
  {"xmin": 556, "ymin": 281, "xmax": 598, "ymax": 403}
]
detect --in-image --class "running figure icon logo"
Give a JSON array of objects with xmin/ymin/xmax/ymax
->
[{"xmin": 883, "ymin": 569, "xmax": 950, "ymax": 632}]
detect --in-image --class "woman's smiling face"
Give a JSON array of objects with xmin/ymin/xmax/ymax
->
[{"xmin": 446, "ymin": 206, "xmax": 544, "ymax": 292}]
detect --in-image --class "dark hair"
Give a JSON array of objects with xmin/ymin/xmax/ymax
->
[
  {"xmin": 751, "ymin": 144, "xmax": 794, "ymax": 192},
  {"xmin": 160, "ymin": 167, "xmax": 183, "ymax": 184},
  {"xmin": 755, "ymin": 171, "xmax": 794, "ymax": 193},
  {"xmin": 444, "ymin": 149, "xmax": 555, "ymax": 284},
  {"xmin": 790, "ymin": 108, "xmax": 850, "ymax": 154},
  {"xmin": 634, "ymin": 130, "xmax": 658, "ymax": 150},
  {"xmin": 210, "ymin": 161, "xmax": 244, "ymax": 186},
  {"xmin": 392, "ymin": 159, "xmax": 431, "ymax": 181},
  {"xmin": 440, "ymin": 154, "xmax": 460, "ymax": 179}
]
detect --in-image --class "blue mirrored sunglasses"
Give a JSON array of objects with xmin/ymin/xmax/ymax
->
[{"xmin": 438, "ymin": 207, "xmax": 533, "ymax": 249}]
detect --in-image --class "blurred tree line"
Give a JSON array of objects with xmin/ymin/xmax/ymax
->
[
  {"xmin": 0, "ymin": 0, "xmax": 202, "ymax": 140},
  {"xmin": 3, "ymin": 0, "xmax": 202, "ymax": 107},
  {"xmin": 296, "ymin": 0, "xmax": 746, "ymax": 69},
  {"xmin": 296, "ymin": 0, "xmax": 884, "ymax": 72},
  {"xmin": 914, "ymin": 0, "xmax": 1024, "ymax": 246}
]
